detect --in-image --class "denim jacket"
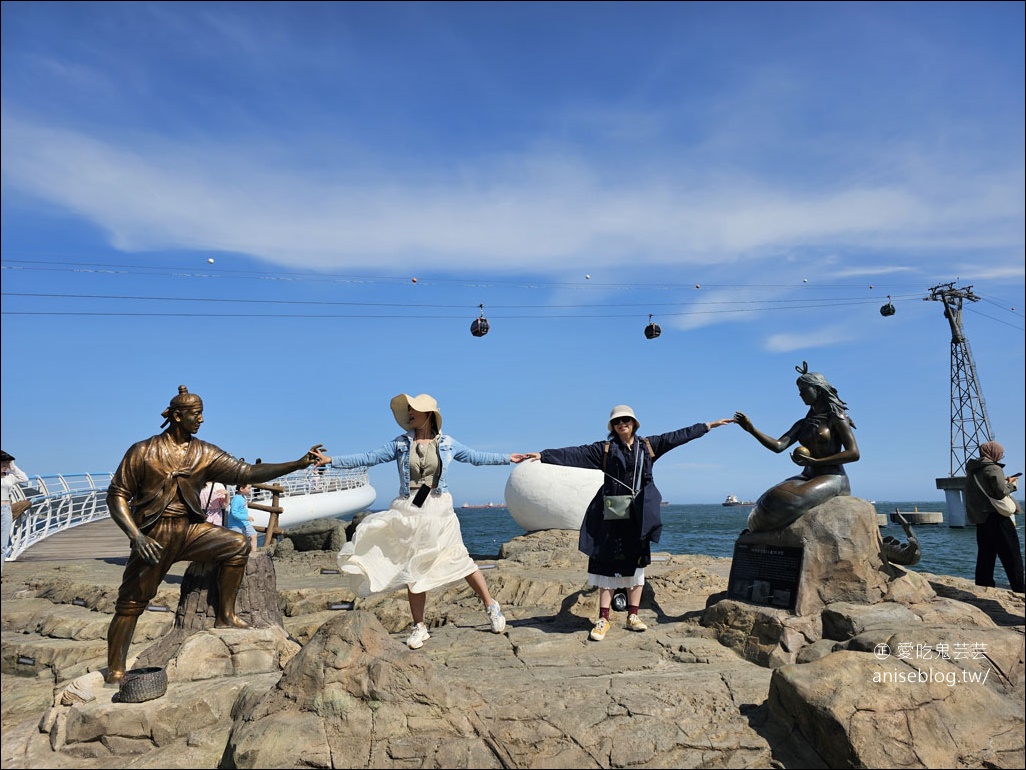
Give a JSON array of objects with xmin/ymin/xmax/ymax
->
[{"xmin": 329, "ymin": 432, "xmax": 510, "ymax": 497}]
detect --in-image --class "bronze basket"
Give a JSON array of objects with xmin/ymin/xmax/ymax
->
[{"xmin": 115, "ymin": 666, "xmax": 168, "ymax": 703}]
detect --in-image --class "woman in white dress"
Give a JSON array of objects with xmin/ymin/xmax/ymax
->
[{"xmin": 315, "ymin": 394, "xmax": 529, "ymax": 649}]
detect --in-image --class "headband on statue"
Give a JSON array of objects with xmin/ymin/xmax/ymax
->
[{"xmin": 160, "ymin": 385, "xmax": 203, "ymax": 427}]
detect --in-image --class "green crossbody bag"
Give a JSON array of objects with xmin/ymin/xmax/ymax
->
[
  {"xmin": 603, "ymin": 495, "xmax": 634, "ymax": 520},
  {"xmin": 600, "ymin": 439, "xmax": 653, "ymax": 521}
]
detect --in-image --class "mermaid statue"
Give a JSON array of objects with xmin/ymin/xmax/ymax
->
[{"xmin": 734, "ymin": 362, "xmax": 860, "ymax": 532}]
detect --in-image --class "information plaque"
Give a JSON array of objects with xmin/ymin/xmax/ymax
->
[{"xmin": 726, "ymin": 541, "xmax": 804, "ymax": 611}]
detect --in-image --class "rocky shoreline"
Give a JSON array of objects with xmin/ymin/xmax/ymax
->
[{"xmin": 1, "ymin": 514, "xmax": 1024, "ymax": 769}]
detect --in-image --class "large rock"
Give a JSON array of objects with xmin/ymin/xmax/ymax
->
[
  {"xmin": 274, "ymin": 518, "xmax": 347, "ymax": 553},
  {"xmin": 136, "ymin": 625, "xmax": 300, "ymax": 683},
  {"xmin": 701, "ymin": 599, "xmax": 823, "ymax": 668},
  {"xmin": 223, "ymin": 609, "xmax": 799, "ymax": 770},
  {"xmin": 38, "ymin": 670, "xmax": 282, "ymax": 765},
  {"xmin": 504, "ymin": 460, "xmax": 601, "ymax": 531},
  {"xmin": 769, "ymin": 650, "xmax": 1025, "ymax": 768},
  {"xmin": 224, "ymin": 611, "xmax": 491, "ymax": 769},
  {"xmin": 34, "ymin": 625, "xmax": 299, "ymax": 764}
]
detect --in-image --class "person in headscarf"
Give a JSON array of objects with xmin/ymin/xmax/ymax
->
[
  {"xmin": 104, "ymin": 385, "xmax": 324, "ymax": 684},
  {"xmin": 734, "ymin": 362, "xmax": 861, "ymax": 532},
  {"xmin": 964, "ymin": 440, "xmax": 1024, "ymax": 592}
]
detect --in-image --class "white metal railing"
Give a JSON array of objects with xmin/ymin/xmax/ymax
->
[
  {"xmin": 250, "ymin": 466, "xmax": 370, "ymax": 504},
  {"xmin": 6, "ymin": 473, "xmax": 115, "ymax": 560},
  {"xmin": 6, "ymin": 467, "xmax": 369, "ymax": 561}
]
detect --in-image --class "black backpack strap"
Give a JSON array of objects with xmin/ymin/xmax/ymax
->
[
  {"xmin": 603, "ymin": 439, "xmax": 652, "ymax": 495},
  {"xmin": 605, "ymin": 438, "xmax": 653, "ymax": 469}
]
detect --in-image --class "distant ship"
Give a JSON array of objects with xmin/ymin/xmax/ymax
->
[
  {"xmin": 461, "ymin": 502, "xmax": 508, "ymax": 509},
  {"xmin": 722, "ymin": 495, "xmax": 754, "ymax": 507}
]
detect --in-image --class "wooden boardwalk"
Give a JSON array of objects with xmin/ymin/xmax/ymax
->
[{"xmin": 15, "ymin": 518, "xmax": 131, "ymax": 562}]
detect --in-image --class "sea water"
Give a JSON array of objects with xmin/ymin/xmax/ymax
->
[{"xmin": 452, "ymin": 501, "xmax": 1025, "ymax": 590}]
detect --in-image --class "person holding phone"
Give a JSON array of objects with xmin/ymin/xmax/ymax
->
[
  {"xmin": 314, "ymin": 394, "xmax": 530, "ymax": 649},
  {"xmin": 965, "ymin": 441, "xmax": 1024, "ymax": 593}
]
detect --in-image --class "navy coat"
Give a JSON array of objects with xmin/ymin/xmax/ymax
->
[{"xmin": 540, "ymin": 423, "xmax": 709, "ymax": 561}]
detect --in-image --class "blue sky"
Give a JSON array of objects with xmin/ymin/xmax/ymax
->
[{"xmin": 2, "ymin": 1, "xmax": 1023, "ymax": 506}]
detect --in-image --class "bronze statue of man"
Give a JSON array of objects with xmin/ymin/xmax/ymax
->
[{"xmin": 104, "ymin": 385, "xmax": 323, "ymax": 684}]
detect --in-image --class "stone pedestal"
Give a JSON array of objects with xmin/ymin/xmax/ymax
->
[
  {"xmin": 702, "ymin": 496, "xmax": 935, "ymax": 667},
  {"xmin": 736, "ymin": 497, "xmax": 894, "ymax": 616},
  {"xmin": 133, "ymin": 552, "xmax": 285, "ymax": 671}
]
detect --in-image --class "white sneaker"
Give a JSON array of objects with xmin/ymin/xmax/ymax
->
[
  {"xmin": 406, "ymin": 623, "xmax": 430, "ymax": 649},
  {"xmin": 486, "ymin": 601, "xmax": 506, "ymax": 633}
]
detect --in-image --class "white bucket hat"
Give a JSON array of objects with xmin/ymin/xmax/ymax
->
[
  {"xmin": 608, "ymin": 404, "xmax": 639, "ymax": 432},
  {"xmin": 390, "ymin": 393, "xmax": 443, "ymax": 433}
]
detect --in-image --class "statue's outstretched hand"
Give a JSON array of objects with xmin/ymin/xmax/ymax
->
[
  {"xmin": 304, "ymin": 444, "xmax": 327, "ymax": 466},
  {"xmin": 310, "ymin": 446, "xmax": 332, "ymax": 466},
  {"xmin": 733, "ymin": 412, "xmax": 753, "ymax": 432}
]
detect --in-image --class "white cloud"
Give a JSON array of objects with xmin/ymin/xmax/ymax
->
[
  {"xmin": 833, "ymin": 264, "xmax": 917, "ymax": 279},
  {"xmin": 2, "ymin": 113, "xmax": 1023, "ymax": 282},
  {"xmin": 764, "ymin": 326, "xmax": 857, "ymax": 353}
]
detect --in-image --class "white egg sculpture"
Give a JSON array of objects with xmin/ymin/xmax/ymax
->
[{"xmin": 504, "ymin": 460, "xmax": 602, "ymax": 532}]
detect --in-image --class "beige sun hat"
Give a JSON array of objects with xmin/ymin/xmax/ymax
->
[
  {"xmin": 390, "ymin": 393, "xmax": 443, "ymax": 432},
  {"xmin": 608, "ymin": 404, "xmax": 639, "ymax": 432}
]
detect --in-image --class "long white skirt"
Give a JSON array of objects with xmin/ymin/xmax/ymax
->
[{"xmin": 337, "ymin": 491, "xmax": 479, "ymax": 597}]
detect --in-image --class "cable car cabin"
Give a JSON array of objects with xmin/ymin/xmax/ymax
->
[
  {"xmin": 880, "ymin": 302, "xmax": 896, "ymax": 317},
  {"xmin": 644, "ymin": 322, "xmax": 661, "ymax": 339},
  {"xmin": 471, "ymin": 317, "xmax": 490, "ymax": 337}
]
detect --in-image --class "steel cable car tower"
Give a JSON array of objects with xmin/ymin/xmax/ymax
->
[{"xmin": 927, "ymin": 282, "xmax": 993, "ymax": 526}]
